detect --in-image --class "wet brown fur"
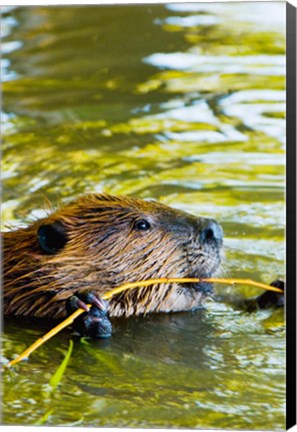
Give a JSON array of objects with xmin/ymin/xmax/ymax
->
[{"xmin": 3, "ymin": 194, "xmax": 222, "ymax": 319}]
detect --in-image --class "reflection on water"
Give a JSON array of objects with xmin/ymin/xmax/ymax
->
[{"xmin": 2, "ymin": 3, "xmax": 285, "ymax": 429}]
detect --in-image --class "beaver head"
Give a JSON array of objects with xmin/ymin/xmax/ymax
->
[{"xmin": 3, "ymin": 194, "xmax": 223, "ymax": 319}]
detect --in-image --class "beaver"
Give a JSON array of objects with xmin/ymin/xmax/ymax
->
[
  {"xmin": 3, "ymin": 193, "xmax": 223, "ymax": 337},
  {"xmin": 3, "ymin": 193, "xmax": 284, "ymax": 338}
]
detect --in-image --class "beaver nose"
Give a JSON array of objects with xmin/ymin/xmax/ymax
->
[{"xmin": 199, "ymin": 220, "xmax": 223, "ymax": 245}]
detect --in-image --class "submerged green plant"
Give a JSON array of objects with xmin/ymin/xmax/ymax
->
[
  {"xmin": 49, "ymin": 340, "xmax": 74, "ymax": 391},
  {"xmin": 34, "ymin": 410, "xmax": 53, "ymax": 426}
]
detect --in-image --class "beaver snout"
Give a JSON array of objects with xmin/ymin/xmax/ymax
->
[
  {"xmin": 182, "ymin": 216, "xmax": 223, "ymax": 281},
  {"xmin": 199, "ymin": 219, "xmax": 223, "ymax": 246}
]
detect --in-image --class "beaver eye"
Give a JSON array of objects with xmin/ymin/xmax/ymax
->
[{"xmin": 134, "ymin": 219, "xmax": 151, "ymax": 231}]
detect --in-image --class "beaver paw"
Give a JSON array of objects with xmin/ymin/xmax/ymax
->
[
  {"xmin": 256, "ymin": 279, "xmax": 285, "ymax": 309},
  {"xmin": 66, "ymin": 292, "xmax": 112, "ymax": 338}
]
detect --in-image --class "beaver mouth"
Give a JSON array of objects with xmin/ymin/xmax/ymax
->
[
  {"xmin": 183, "ymin": 249, "xmax": 222, "ymax": 295},
  {"xmin": 190, "ymin": 281, "xmax": 214, "ymax": 295},
  {"xmin": 184, "ymin": 249, "xmax": 221, "ymax": 294}
]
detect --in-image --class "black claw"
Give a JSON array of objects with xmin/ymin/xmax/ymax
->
[
  {"xmin": 66, "ymin": 292, "xmax": 108, "ymax": 314},
  {"xmin": 66, "ymin": 296, "xmax": 90, "ymax": 314},
  {"xmin": 84, "ymin": 292, "xmax": 108, "ymax": 311},
  {"xmin": 66, "ymin": 291, "xmax": 112, "ymax": 339},
  {"xmin": 243, "ymin": 279, "xmax": 285, "ymax": 312},
  {"xmin": 256, "ymin": 279, "xmax": 285, "ymax": 309}
]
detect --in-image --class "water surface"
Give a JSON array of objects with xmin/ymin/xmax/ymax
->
[{"xmin": 2, "ymin": 3, "xmax": 285, "ymax": 429}]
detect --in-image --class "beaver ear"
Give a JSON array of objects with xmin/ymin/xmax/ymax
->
[{"xmin": 37, "ymin": 222, "xmax": 68, "ymax": 254}]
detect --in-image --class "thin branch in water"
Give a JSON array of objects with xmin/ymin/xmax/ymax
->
[{"xmin": 2, "ymin": 277, "xmax": 283, "ymax": 369}]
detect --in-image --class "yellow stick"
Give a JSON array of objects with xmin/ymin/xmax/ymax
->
[
  {"xmin": 4, "ymin": 308, "xmax": 86, "ymax": 368},
  {"xmin": 102, "ymin": 277, "xmax": 284, "ymax": 298},
  {"xmin": 3, "ymin": 277, "xmax": 283, "ymax": 368}
]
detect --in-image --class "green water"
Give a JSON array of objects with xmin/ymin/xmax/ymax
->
[{"xmin": 2, "ymin": 3, "xmax": 285, "ymax": 429}]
